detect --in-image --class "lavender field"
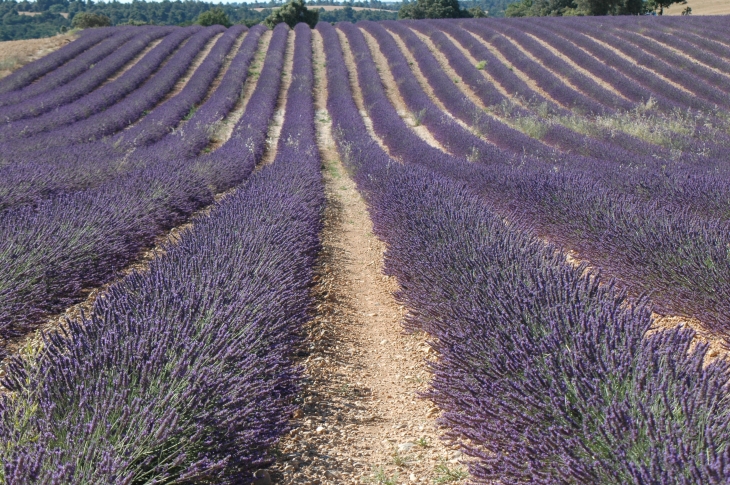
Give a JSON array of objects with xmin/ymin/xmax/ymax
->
[{"xmin": 1, "ymin": 15, "xmax": 730, "ymax": 484}]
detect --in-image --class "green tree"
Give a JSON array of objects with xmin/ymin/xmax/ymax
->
[
  {"xmin": 467, "ymin": 5, "xmax": 488, "ymax": 16},
  {"xmin": 575, "ymin": 0, "xmax": 643, "ymax": 14},
  {"xmin": 645, "ymin": 0, "xmax": 686, "ymax": 14},
  {"xmin": 71, "ymin": 11, "xmax": 111, "ymax": 27},
  {"xmin": 398, "ymin": 0, "xmax": 468, "ymax": 19},
  {"xmin": 264, "ymin": 0, "xmax": 318, "ymax": 29},
  {"xmin": 196, "ymin": 7, "xmax": 231, "ymax": 27}
]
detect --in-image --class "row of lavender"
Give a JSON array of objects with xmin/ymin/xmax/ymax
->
[
  {"xmin": 355, "ymin": 19, "xmax": 730, "ymax": 340},
  {"xmin": 321, "ymin": 20, "xmax": 730, "ymax": 484},
  {"xmin": 0, "ymin": 25, "xmax": 277, "ymax": 353},
  {"xmin": 0, "ymin": 23, "xmax": 322, "ymax": 482}
]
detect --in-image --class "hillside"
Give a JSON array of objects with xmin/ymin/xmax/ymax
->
[
  {"xmin": 0, "ymin": 32, "xmax": 76, "ymax": 78},
  {"xmin": 1, "ymin": 17, "xmax": 730, "ymax": 484},
  {"xmin": 666, "ymin": 0, "xmax": 730, "ymax": 15}
]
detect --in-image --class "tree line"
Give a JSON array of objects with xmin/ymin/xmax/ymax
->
[{"xmin": 0, "ymin": 0, "xmax": 688, "ymax": 42}]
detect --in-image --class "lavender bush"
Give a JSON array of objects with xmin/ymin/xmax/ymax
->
[
  {"xmin": 0, "ymin": 26, "xmax": 118, "ymax": 95},
  {"xmin": 0, "ymin": 27, "xmax": 173, "ymax": 122},
  {"xmin": 320, "ymin": 20, "xmax": 730, "ymax": 484},
  {"xmin": 0, "ymin": 23, "xmax": 323, "ymax": 483},
  {"xmin": 0, "ymin": 24, "xmax": 288, "ymax": 352}
]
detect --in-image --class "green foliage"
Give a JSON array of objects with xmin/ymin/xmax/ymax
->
[
  {"xmin": 264, "ymin": 0, "xmax": 318, "ymax": 28},
  {"xmin": 576, "ymin": 0, "xmax": 643, "ymax": 14},
  {"xmin": 460, "ymin": 0, "xmax": 517, "ymax": 17},
  {"xmin": 398, "ymin": 0, "xmax": 468, "ymax": 18},
  {"xmin": 468, "ymin": 5, "xmax": 488, "ymax": 15},
  {"xmin": 195, "ymin": 7, "xmax": 231, "ymax": 27},
  {"xmin": 433, "ymin": 461, "xmax": 469, "ymax": 483},
  {"xmin": 70, "ymin": 11, "xmax": 111, "ymax": 28},
  {"xmin": 505, "ymin": 0, "xmax": 643, "ymax": 16},
  {"xmin": 645, "ymin": 0, "xmax": 686, "ymax": 14},
  {"xmin": 318, "ymin": 5, "xmax": 398, "ymax": 22}
]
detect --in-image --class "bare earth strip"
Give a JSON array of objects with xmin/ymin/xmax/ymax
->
[
  {"xmin": 522, "ymin": 31, "xmax": 632, "ymax": 101},
  {"xmin": 162, "ymin": 29, "xmax": 250, "ymax": 138},
  {"xmin": 577, "ymin": 33, "xmax": 695, "ymax": 95},
  {"xmin": 627, "ymin": 29, "xmax": 730, "ymax": 82},
  {"xmin": 0, "ymin": 32, "xmax": 276, "ymax": 389},
  {"xmin": 260, "ymin": 29, "xmax": 296, "ymax": 167},
  {"xmin": 438, "ymin": 30, "xmax": 515, "ymax": 103},
  {"xmin": 198, "ymin": 28, "xmax": 249, "ymax": 106},
  {"xmin": 102, "ymin": 37, "xmax": 164, "ymax": 86},
  {"xmin": 270, "ymin": 29, "xmax": 463, "ymax": 485},
  {"xmin": 386, "ymin": 28, "xmax": 490, "ymax": 138},
  {"xmin": 0, "ymin": 33, "xmax": 76, "ymax": 79},
  {"xmin": 355, "ymin": 27, "xmax": 446, "ymax": 151},
  {"xmin": 463, "ymin": 29, "xmax": 564, "ymax": 108},
  {"xmin": 335, "ymin": 29, "xmax": 393, "ymax": 156},
  {"xmin": 208, "ymin": 29, "xmax": 273, "ymax": 151},
  {"xmin": 151, "ymin": 32, "xmax": 224, "ymax": 107},
  {"xmin": 353, "ymin": 25, "xmax": 730, "ymax": 370},
  {"xmin": 496, "ymin": 29, "xmax": 623, "ymax": 106}
]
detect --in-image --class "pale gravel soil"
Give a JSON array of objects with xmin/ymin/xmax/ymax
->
[
  {"xmin": 267, "ymin": 30, "xmax": 465, "ymax": 485},
  {"xmin": 199, "ymin": 29, "xmax": 250, "ymax": 105},
  {"xmin": 261, "ymin": 29, "xmax": 295, "ymax": 167},
  {"xmin": 520, "ymin": 30, "xmax": 631, "ymax": 101},
  {"xmin": 620, "ymin": 28, "xmax": 730, "ymax": 82},
  {"xmin": 153, "ymin": 32, "xmax": 224, "ymax": 105},
  {"xmin": 1, "ymin": 23, "xmax": 729, "ymax": 484},
  {"xmin": 101, "ymin": 38, "xmax": 164, "ymax": 86},
  {"xmin": 208, "ymin": 29, "xmax": 273, "ymax": 151},
  {"xmin": 385, "ymin": 27, "xmax": 486, "ymax": 137},
  {"xmin": 461, "ymin": 28, "xmax": 564, "ymax": 108},
  {"xmin": 351, "ymin": 25, "xmax": 730, "ymax": 368},
  {"xmin": 437, "ymin": 30, "xmax": 516, "ymax": 103},
  {"xmin": 356, "ymin": 28, "xmax": 447, "ymax": 151},
  {"xmin": 0, "ymin": 33, "xmax": 76, "ymax": 79},
  {"xmin": 573, "ymin": 32, "xmax": 695, "ymax": 95},
  {"xmin": 496, "ymin": 28, "xmax": 626, "ymax": 105}
]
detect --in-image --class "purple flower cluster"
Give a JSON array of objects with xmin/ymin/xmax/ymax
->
[
  {"xmin": 0, "ymin": 23, "xmax": 323, "ymax": 483},
  {"xmin": 113, "ymin": 24, "xmax": 250, "ymax": 149},
  {"xmin": 319, "ymin": 19, "xmax": 730, "ymax": 484},
  {"xmin": 0, "ymin": 24, "xmax": 287, "ymax": 352},
  {"xmin": 0, "ymin": 26, "xmax": 202, "ymax": 146},
  {"xmin": 0, "ymin": 26, "xmax": 118, "ymax": 95},
  {"xmin": 575, "ymin": 17, "xmax": 730, "ymax": 109},
  {"xmin": 527, "ymin": 17, "xmax": 718, "ymax": 113},
  {"xmin": 0, "ymin": 27, "xmax": 174, "ymax": 123},
  {"xmin": 461, "ymin": 19, "xmax": 619, "ymax": 115},
  {"xmin": 349, "ymin": 19, "xmax": 730, "ymax": 338}
]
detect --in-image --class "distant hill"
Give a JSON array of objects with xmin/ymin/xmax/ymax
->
[{"xmin": 665, "ymin": 0, "xmax": 730, "ymax": 15}]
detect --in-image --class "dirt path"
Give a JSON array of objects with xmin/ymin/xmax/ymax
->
[
  {"xmin": 0, "ymin": 33, "xmax": 76, "ymax": 79},
  {"xmin": 269, "ymin": 29, "xmax": 464, "ymax": 485},
  {"xmin": 355, "ymin": 27, "xmax": 446, "ymax": 151},
  {"xmin": 199, "ymin": 29, "xmax": 249, "ymax": 106},
  {"xmin": 155, "ymin": 32, "xmax": 224, "ymax": 105},
  {"xmin": 103, "ymin": 38, "xmax": 164, "ymax": 85},
  {"xmin": 385, "ymin": 27, "xmax": 489, "ymax": 139},
  {"xmin": 577, "ymin": 33, "xmax": 694, "ymax": 96},
  {"xmin": 522, "ymin": 31, "xmax": 631, "ymax": 101},
  {"xmin": 463, "ymin": 28, "xmax": 563, "ymax": 108},
  {"xmin": 261, "ymin": 29, "xmax": 296, "ymax": 166},
  {"xmin": 208, "ymin": 30, "xmax": 273, "ymax": 151}
]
